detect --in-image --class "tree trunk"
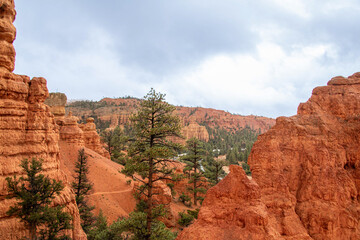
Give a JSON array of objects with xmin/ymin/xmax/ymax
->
[
  {"xmin": 30, "ymin": 224, "xmax": 36, "ymax": 240},
  {"xmin": 193, "ymin": 163, "xmax": 197, "ymax": 206},
  {"xmin": 146, "ymin": 157, "xmax": 153, "ymax": 240},
  {"xmin": 146, "ymin": 123, "xmax": 155, "ymax": 240}
]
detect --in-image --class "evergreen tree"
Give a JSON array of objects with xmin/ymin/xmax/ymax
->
[
  {"xmin": 181, "ymin": 137, "xmax": 207, "ymax": 206},
  {"xmin": 101, "ymin": 129, "xmax": 114, "ymax": 156},
  {"xmin": 203, "ymin": 156, "xmax": 226, "ymax": 185},
  {"xmin": 6, "ymin": 158, "xmax": 72, "ymax": 240},
  {"xmin": 87, "ymin": 209, "xmax": 175, "ymax": 240},
  {"xmin": 122, "ymin": 88, "xmax": 181, "ymax": 240},
  {"xmin": 72, "ymin": 148, "xmax": 95, "ymax": 233},
  {"xmin": 87, "ymin": 210, "xmax": 109, "ymax": 240},
  {"xmin": 101, "ymin": 126, "xmax": 128, "ymax": 165}
]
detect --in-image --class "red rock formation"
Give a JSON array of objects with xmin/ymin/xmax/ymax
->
[
  {"xmin": 44, "ymin": 92, "xmax": 67, "ymax": 121},
  {"xmin": 66, "ymin": 98, "xmax": 275, "ymax": 142},
  {"xmin": 181, "ymin": 122, "xmax": 209, "ymax": 142},
  {"xmin": 177, "ymin": 165, "xmax": 281, "ymax": 240},
  {"xmin": 169, "ymin": 122, "xmax": 209, "ymax": 145},
  {"xmin": 178, "ymin": 73, "xmax": 360, "ymax": 240},
  {"xmin": 0, "ymin": 1, "xmax": 86, "ymax": 239},
  {"xmin": 45, "ymin": 93, "xmax": 110, "ymax": 158},
  {"xmin": 56, "ymin": 111, "xmax": 135, "ymax": 223},
  {"xmin": 59, "ymin": 113, "xmax": 84, "ymax": 145},
  {"xmin": 79, "ymin": 117, "xmax": 110, "ymax": 158},
  {"xmin": 175, "ymin": 107, "xmax": 275, "ymax": 133}
]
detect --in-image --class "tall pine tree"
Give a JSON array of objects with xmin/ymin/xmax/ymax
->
[
  {"xmin": 6, "ymin": 158, "xmax": 72, "ymax": 240},
  {"xmin": 182, "ymin": 137, "xmax": 207, "ymax": 206},
  {"xmin": 122, "ymin": 88, "xmax": 181, "ymax": 240},
  {"xmin": 72, "ymin": 148, "xmax": 95, "ymax": 233}
]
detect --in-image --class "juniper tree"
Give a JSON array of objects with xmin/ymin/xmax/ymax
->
[
  {"xmin": 6, "ymin": 158, "xmax": 72, "ymax": 240},
  {"xmin": 181, "ymin": 137, "xmax": 207, "ymax": 206},
  {"xmin": 122, "ymin": 88, "xmax": 181, "ymax": 240},
  {"xmin": 72, "ymin": 148, "xmax": 95, "ymax": 233}
]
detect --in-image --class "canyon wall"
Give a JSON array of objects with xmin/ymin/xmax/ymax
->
[
  {"xmin": 66, "ymin": 98, "xmax": 275, "ymax": 142},
  {"xmin": 45, "ymin": 93, "xmax": 109, "ymax": 158},
  {"xmin": 177, "ymin": 73, "xmax": 360, "ymax": 240},
  {"xmin": 0, "ymin": 1, "xmax": 86, "ymax": 239}
]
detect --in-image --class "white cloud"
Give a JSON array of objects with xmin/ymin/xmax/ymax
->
[
  {"xmin": 270, "ymin": 0, "xmax": 311, "ymax": 19},
  {"xmin": 13, "ymin": 0, "xmax": 360, "ymax": 118},
  {"xmin": 159, "ymin": 41, "xmax": 345, "ymax": 117}
]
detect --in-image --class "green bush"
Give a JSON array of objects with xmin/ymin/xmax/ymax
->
[
  {"xmin": 179, "ymin": 192, "xmax": 192, "ymax": 207},
  {"xmin": 178, "ymin": 211, "xmax": 195, "ymax": 227}
]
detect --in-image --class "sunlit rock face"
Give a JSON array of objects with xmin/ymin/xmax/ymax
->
[
  {"xmin": 177, "ymin": 73, "xmax": 360, "ymax": 240},
  {"xmin": 0, "ymin": 1, "xmax": 86, "ymax": 239}
]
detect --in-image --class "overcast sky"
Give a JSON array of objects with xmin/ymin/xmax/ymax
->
[{"xmin": 13, "ymin": 0, "xmax": 360, "ymax": 118}]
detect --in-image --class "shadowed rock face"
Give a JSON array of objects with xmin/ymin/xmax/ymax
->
[
  {"xmin": 177, "ymin": 73, "xmax": 360, "ymax": 240},
  {"xmin": 0, "ymin": 1, "xmax": 86, "ymax": 239}
]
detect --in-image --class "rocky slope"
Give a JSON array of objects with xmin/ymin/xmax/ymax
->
[
  {"xmin": 177, "ymin": 73, "xmax": 360, "ymax": 240},
  {"xmin": 0, "ymin": 1, "xmax": 86, "ymax": 239},
  {"xmin": 46, "ymin": 95, "xmax": 201, "ymax": 227},
  {"xmin": 42, "ymin": 101, "xmax": 135, "ymax": 223},
  {"xmin": 66, "ymin": 98, "xmax": 275, "ymax": 142}
]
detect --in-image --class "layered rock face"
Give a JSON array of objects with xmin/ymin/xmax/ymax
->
[
  {"xmin": 66, "ymin": 98, "xmax": 275, "ymax": 142},
  {"xmin": 174, "ymin": 106, "xmax": 275, "ymax": 133},
  {"xmin": 45, "ymin": 93, "xmax": 109, "ymax": 158},
  {"xmin": 181, "ymin": 122, "xmax": 209, "ymax": 142},
  {"xmin": 178, "ymin": 73, "xmax": 360, "ymax": 240},
  {"xmin": 79, "ymin": 117, "xmax": 109, "ymax": 158},
  {"xmin": 44, "ymin": 92, "xmax": 67, "ymax": 120},
  {"xmin": 169, "ymin": 122, "xmax": 209, "ymax": 145},
  {"xmin": 0, "ymin": 1, "xmax": 86, "ymax": 239}
]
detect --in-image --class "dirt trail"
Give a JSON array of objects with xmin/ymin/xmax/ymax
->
[{"xmin": 90, "ymin": 189, "xmax": 132, "ymax": 196}]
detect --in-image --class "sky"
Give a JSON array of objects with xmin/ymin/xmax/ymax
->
[{"xmin": 13, "ymin": 0, "xmax": 360, "ymax": 118}]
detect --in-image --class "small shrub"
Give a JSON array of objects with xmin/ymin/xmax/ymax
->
[
  {"xmin": 179, "ymin": 192, "xmax": 192, "ymax": 207},
  {"xmin": 187, "ymin": 209, "xmax": 199, "ymax": 219},
  {"xmin": 178, "ymin": 211, "xmax": 194, "ymax": 227}
]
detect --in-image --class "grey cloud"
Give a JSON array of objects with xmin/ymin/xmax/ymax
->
[{"xmin": 12, "ymin": 0, "xmax": 360, "ymax": 118}]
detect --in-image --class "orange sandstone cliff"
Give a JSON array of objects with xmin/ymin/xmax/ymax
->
[
  {"xmin": 66, "ymin": 98, "xmax": 275, "ymax": 142},
  {"xmin": 177, "ymin": 73, "xmax": 360, "ymax": 240},
  {"xmin": 55, "ymin": 112, "xmax": 136, "ymax": 223},
  {"xmin": 44, "ymin": 94, "xmax": 136, "ymax": 222},
  {"xmin": 44, "ymin": 92, "xmax": 67, "ymax": 121},
  {"xmin": 45, "ymin": 92, "xmax": 109, "ymax": 158},
  {"xmin": 0, "ymin": 1, "xmax": 86, "ymax": 239}
]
